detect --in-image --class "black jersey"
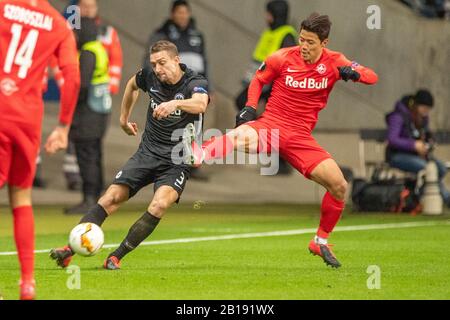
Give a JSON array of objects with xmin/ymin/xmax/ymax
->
[{"xmin": 135, "ymin": 64, "xmax": 208, "ymax": 162}]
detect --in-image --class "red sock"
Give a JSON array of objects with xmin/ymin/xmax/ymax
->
[
  {"xmin": 202, "ymin": 135, "xmax": 234, "ymax": 162},
  {"xmin": 318, "ymin": 192, "xmax": 345, "ymax": 237},
  {"xmin": 13, "ymin": 206, "xmax": 35, "ymax": 282}
]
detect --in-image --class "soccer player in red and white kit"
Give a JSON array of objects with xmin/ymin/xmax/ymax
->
[
  {"xmin": 185, "ymin": 13, "xmax": 378, "ymax": 268},
  {"xmin": 0, "ymin": 0, "xmax": 80, "ymax": 299}
]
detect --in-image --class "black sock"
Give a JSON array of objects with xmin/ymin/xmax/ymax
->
[
  {"xmin": 79, "ymin": 204, "xmax": 108, "ymax": 227},
  {"xmin": 110, "ymin": 212, "xmax": 160, "ymax": 260},
  {"xmin": 66, "ymin": 204, "xmax": 108, "ymax": 255}
]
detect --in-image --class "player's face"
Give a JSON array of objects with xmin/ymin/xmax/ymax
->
[
  {"xmin": 172, "ymin": 5, "xmax": 191, "ymax": 30},
  {"xmin": 299, "ymin": 29, "xmax": 328, "ymax": 64},
  {"xmin": 150, "ymin": 51, "xmax": 181, "ymax": 84},
  {"xmin": 79, "ymin": 0, "xmax": 98, "ymax": 18}
]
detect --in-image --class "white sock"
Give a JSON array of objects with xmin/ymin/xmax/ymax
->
[
  {"xmin": 315, "ymin": 235, "xmax": 328, "ymax": 245},
  {"xmin": 201, "ymin": 149, "xmax": 205, "ymax": 162}
]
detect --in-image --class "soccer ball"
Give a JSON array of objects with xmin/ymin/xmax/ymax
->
[{"xmin": 69, "ymin": 223, "xmax": 104, "ymax": 257}]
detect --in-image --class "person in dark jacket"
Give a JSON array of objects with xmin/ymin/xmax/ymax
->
[
  {"xmin": 400, "ymin": 0, "xmax": 448, "ymax": 19},
  {"xmin": 143, "ymin": 0, "xmax": 210, "ymax": 81},
  {"xmin": 65, "ymin": 17, "xmax": 111, "ymax": 214},
  {"xmin": 235, "ymin": 0, "xmax": 297, "ymax": 175},
  {"xmin": 386, "ymin": 89, "xmax": 450, "ymax": 207}
]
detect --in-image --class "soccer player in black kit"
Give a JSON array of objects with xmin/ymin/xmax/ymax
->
[{"xmin": 50, "ymin": 40, "xmax": 210, "ymax": 269}]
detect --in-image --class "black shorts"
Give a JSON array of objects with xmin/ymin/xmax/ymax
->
[{"xmin": 112, "ymin": 150, "xmax": 191, "ymax": 200}]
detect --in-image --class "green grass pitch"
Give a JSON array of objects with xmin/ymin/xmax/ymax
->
[{"xmin": 0, "ymin": 204, "xmax": 449, "ymax": 300}]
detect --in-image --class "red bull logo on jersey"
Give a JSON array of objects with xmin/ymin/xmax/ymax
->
[{"xmin": 285, "ymin": 76, "xmax": 328, "ymax": 90}]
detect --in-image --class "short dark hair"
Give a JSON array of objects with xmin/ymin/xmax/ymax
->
[
  {"xmin": 150, "ymin": 40, "xmax": 179, "ymax": 57},
  {"xmin": 414, "ymin": 89, "xmax": 434, "ymax": 108},
  {"xmin": 300, "ymin": 13, "xmax": 332, "ymax": 42},
  {"xmin": 171, "ymin": 0, "xmax": 190, "ymax": 12}
]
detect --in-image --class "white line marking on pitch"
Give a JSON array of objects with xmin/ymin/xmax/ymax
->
[{"xmin": 0, "ymin": 220, "xmax": 449, "ymax": 256}]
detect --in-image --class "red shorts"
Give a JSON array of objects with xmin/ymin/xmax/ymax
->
[
  {"xmin": 246, "ymin": 116, "xmax": 331, "ymax": 178},
  {"xmin": 0, "ymin": 120, "xmax": 40, "ymax": 189}
]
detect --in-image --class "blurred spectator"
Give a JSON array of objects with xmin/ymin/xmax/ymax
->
[
  {"xmin": 36, "ymin": 0, "xmax": 123, "ymax": 191},
  {"xmin": 143, "ymin": 0, "xmax": 211, "ymax": 181},
  {"xmin": 65, "ymin": 17, "xmax": 112, "ymax": 214},
  {"xmin": 65, "ymin": 0, "xmax": 123, "ymax": 189},
  {"xmin": 235, "ymin": 0, "xmax": 297, "ymax": 175},
  {"xmin": 79, "ymin": 0, "xmax": 123, "ymax": 95},
  {"xmin": 385, "ymin": 89, "xmax": 450, "ymax": 207},
  {"xmin": 143, "ymin": 0, "xmax": 210, "ymax": 81},
  {"xmin": 63, "ymin": 0, "xmax": 123, "ymax": 94},
  {"xmin": 400, "ymin": 0, "xmax": 450, "ymax": 19}
]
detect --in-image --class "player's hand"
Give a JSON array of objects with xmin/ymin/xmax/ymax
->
[
  {"xmin": 153, "ymin": 101, "xmax": 178, "ymax": 120},
  {"xmin": 338, "ymin": 66, "xmax": 360, "ymax": 82},
  {"xmin": 415, "ymin": 140, "xmax": 429, "ymax": 158},
  {"xmin": 44, "ymin": 125, "xmax": 69, "ymax": 155},
  {"xmin": 236, "ymin": 106, "xmax": 257, "ymax": 127},
  {"xmin": 121, "ymin": 121, "xmax": 138, "ymax": 136}
]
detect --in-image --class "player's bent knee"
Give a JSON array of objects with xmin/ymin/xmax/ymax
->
[
  {"xmin": 148, "ymin": 199, "xmax": 171, "ymax": 217},
  {"xmin": 99, "ymin": 186, "xmax": 128, "ymax": 208},
  {"xmin": 329, "ymin": 180, "xmax": 348, "ymax": 201}
]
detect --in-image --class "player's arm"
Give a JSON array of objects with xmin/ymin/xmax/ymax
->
[
  {"xmin": 55, "ymin": 32, "xmax": 80, "ymax": 126},
  {"xmin": 171, "ymin": 93, "xmax": 209, "ymax": 114},
  {"xmin": 119, "ymin": 75, "xmax": 140, "ymax": 136},
  {"xmin": 153, "ymin": 93, "xmax": 209, "ymax": 120},
  {"xmin": 236, "ymin": 53, "xmax": 281, "ymax": 126},
  {"xmin": 335, "ymin": 53, "xmax": 378, "ymax": 85},
  {"xmin": 45, "ymin": 32, "xmax": 80, "ymax": 154}
]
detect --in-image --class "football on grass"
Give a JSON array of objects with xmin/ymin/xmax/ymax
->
[{"xmin": 69, "ymin": 223, "xmax": 104, "ymax": 257}]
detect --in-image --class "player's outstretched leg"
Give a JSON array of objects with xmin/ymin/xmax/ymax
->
[
  {"xmin": 13, "ymin": 205, "xmax": 36, "ymax": 299},
  {"xmin": 309, "ymin": 159, "xmax": 347, "ymax": 268},
  {"xmin": 10, "ymin": 187, "xmax": 36, "ymax": 300},
  {"xmin": 104, "ymin": 186, "xmax": 177, "ymax": 270},
  {"xmin": 50, "ymin": 185, "xmax": 128, "ymax": 268},
  {"xmin": 308, "ymin": 192, "xmax": 345, "ymax": 268},
  {"xmin": 104, "ymin": 212, "xmax": 161, "ymax": 270},
  {"xmin": 183, "ymin": 123, "xmax": 257, "ymax": 167},
  {"xmin": 50, "ymin": 203, "xmax": 108, "ymax": 268}
]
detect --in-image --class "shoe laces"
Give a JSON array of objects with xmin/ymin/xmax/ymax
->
[{"xmin": 110, "ymin": 256, "xmax": 120, "ymax": 266}]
